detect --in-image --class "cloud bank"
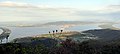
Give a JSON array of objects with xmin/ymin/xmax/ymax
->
[{"xmin": 0, "ymin": 1, "xmax": 120, "ymax": 23}]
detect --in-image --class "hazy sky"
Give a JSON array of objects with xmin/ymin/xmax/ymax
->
[{"xmin": 0, "ymin": 0, "xmax": 120, "ymax": 22}]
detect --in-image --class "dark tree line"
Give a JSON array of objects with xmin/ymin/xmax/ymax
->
[{"xmin": 1, "ymin": 38, "xmax": 120, "ymax": 54}]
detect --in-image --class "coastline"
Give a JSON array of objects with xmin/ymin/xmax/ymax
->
[{"xmin": 98, "ymin": 23, "xmax": 120, "ymax": 30}]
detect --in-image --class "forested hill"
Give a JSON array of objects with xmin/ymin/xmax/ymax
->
[{"xmin": 82, "ymin": 29, "xmax": 120, "ymax": 41}]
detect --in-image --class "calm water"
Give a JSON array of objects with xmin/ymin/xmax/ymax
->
[
  {"xmin": 7, "ymin": 26, "xmax": 59, "ymax": 41},
  {"xmin": 0, "ymin": 24, "xmax": 102, "ymax": 41}
]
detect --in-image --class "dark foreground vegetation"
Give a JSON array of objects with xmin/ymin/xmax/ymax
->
[{"xmin": 0, "ymin": 38, "xmax": 120, "ymax": 54}]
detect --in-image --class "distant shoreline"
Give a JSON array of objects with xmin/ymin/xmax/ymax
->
[
  {"xmin": 98, "ymin": 23, "xmax": 120, "ymax": 30},
  {"xmin": 0, "ymin": 27, "xmax": 11, "ymax": 41}
]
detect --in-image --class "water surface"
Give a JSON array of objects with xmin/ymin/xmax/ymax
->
[{"xmin": 0, "ymin": 24, "xmax": 101, "ymax": 41}]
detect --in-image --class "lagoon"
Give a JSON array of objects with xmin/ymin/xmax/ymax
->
[{"xmin": 1, "ymin": 24, "xmax": 102, "ymax": 41}]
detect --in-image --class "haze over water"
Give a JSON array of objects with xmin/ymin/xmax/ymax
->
[{"xmin": 7, "ymin": 24, "xmax": 101, "ymax": 41}]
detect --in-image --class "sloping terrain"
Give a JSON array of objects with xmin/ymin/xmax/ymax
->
[{"xmin": 82, "ymin": 29, "xmax": 120, "ymax": 41}]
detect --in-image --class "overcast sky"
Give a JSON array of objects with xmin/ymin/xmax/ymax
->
[{"xmin": 0, "ymin": 0, "xmax": 120, "ymax": 22}]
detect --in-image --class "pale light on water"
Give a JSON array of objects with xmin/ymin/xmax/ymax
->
[
  {"xmin": 7, "ymin": 26, "xmax": 59, "ymax": 41},
  {"xmin": 0, "ymin": 29, "xmax": 3, "ymax": 34},
  {"xmin": 3, "ymin": 24, "xmax": 102, "ymax": 41}
]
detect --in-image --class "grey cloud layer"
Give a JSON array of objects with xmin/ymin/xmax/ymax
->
[{"xmin": 0, "ymin": 1, "xmax": 120, "ymax": 22}]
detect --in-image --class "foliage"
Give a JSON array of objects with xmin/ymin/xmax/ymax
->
[
  {"xmin": 0, "ymin": 43, "xmax": 49, "ymax": 54},
  {"xmin": 1, "ymin": 39, "xmax": 120, "ymax": 54}
]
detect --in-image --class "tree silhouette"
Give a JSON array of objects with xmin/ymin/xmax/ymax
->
[
  {"xmin": 49, "ymin": 31, "xmax": 52, "ymax": 38},
  {"xmin": 53, "ymin": 30, "xmax": 55, "ymax": 34},
  {"xmin": 61, "ymin": 30, "xmax": 63, "ymax": 33},
  {"xmin": 52, "ymin": 30, "xmax": 55, "ymax": 38},
  {"xmin": 56, "ymin": 30, "xmax": 58, "ymax": 33},
  {"xmin": 49, "ymin": 31, "xmax": 51, "ymax": 34}
]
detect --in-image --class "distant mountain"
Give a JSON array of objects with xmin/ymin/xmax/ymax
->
[
  {"xmin": 82, "ymin": 29, "xmax": 120, "ymax": 41},
  {"xmin": 41, "ymin": 21, "xmax": 97, "ymax": 26},
  {"xmin": 0, "ymin": 21, "xmax": 113, "ymax": 27}
]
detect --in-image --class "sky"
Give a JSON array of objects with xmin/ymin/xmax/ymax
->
[{"xmin": 0, "ymin": 0, "xmax": 120, "ymax": 23}]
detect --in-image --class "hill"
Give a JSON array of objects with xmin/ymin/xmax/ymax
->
[
  {"xmin": 41, "ymin": 21, "xmax": 98, "ymax": 26},
  {"xmin": 82, "ymin": 29, "xmax": 120, "ymax": 41}
]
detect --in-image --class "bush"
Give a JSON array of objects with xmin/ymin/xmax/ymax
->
[{"xmin": 1, "ymin": 39, "xmax": 120, "ymax": 54}]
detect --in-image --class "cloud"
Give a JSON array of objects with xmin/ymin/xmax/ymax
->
[
  {"xmin": 0, "ymin": 1, "xmax": 37, "ymax": 8},
  {"xmin": 108, "ymin": 5, "xmax": 120, "ymax": 9},
  {"xmin": 0, "ymin": 1, "xmax": 120, "ymax": 22},
  {"xmin": 0, "ymin": 1, "xmax": 79, "ymax": 22},
  {"xmin": 100, "ymin": 5, "xmax": 120, "ymax": 12}
]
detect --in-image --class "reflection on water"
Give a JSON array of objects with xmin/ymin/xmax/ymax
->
[{"xmin": 3, "ymin": 24, "xmax": 101, "ymax": 41}]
